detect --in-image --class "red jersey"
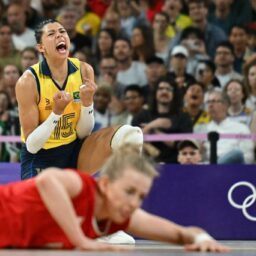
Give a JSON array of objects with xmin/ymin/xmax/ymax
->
[{"xmin": 0, "ymin": 171, "xmax": 129, "ymax": 249}]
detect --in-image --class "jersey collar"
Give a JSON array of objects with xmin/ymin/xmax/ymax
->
[{"xmin": 40, "ymin": 58, "xmax": 78, "ymax": 77}]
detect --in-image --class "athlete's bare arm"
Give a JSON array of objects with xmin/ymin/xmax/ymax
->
[
  {"xmin": 127, "ymin": 209, "xmax": 230, "ymax": 252},
  {"xmin": 127, "ymin": 208, "xmax": 187, "ymax": 244},
  {"xmin": 16, "ymin": 71, "xmax": 40, "ymax": 140},
  {"xmin": 79, "ymin": 62, "xmax": 97, "ymax": 107},
  {"xmin": 81, "ymin": 62, "xmax": 95, "ymax": 82}
]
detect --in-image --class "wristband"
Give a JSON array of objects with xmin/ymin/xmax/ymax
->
[{"xmin": 194, "ymin": 233, "xmax": 214, "ymax": 243}]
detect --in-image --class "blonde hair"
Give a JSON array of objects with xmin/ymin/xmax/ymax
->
[{"xmin": 100, "ymin": 144, "xmax": 158, "ymax": 181}]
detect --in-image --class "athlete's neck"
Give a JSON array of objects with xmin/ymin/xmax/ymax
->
[
  {"xmin": 46, "ymin": 58, "xmax": 68, "ymax": 86},
  {"xmin": 94, "ymin": 185, "xmax": 109, "ymax": 220}
]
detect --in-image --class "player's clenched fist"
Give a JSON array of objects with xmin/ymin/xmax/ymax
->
[
  {"xmin": 79, "ymin": 78, "xmax": 97, "ymax": 107},
  {"xmin": 53, "ymin": 91, "xmax": 72, "ymax": 115}
]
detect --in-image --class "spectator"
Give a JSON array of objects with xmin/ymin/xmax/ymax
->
[
  {"xmin": 170, "ymin": 0, "xmax": 227, "ymax": 58},
  {"xmin": 0, "ymin": 22, "xmax": 21, "ymax": 70},
  {"xmin": 0, "ymin": 91, "xmax": 11, "ymax": 161},
  {"xmin": 167, "ymin": 45, "xmax": 196, "ymax": 94},
  {"xmin": 20, "ymin": 47, "xmax": 39, "ymax": 72},
  {"xmin": 97, "ymin": 56, "xmax": 123, "ymax": 97},
  {"xmin": 194, "ymin": 59, "xmax": 221, "ymax": 108},
  {"xmin": 6, "ymin": 2, "xmax": 36, "ymax": 51},
  {"xmin": 195, "ymin": 60, "xmax": 221, "ymax": 91},
  {"xmin": 249, "ymin": 109, "xmax": 256, "ymax": 151},
  {"xmin": 177, "ymin": 139, "xmax": 202, "ymax": 164},
  {"xmin": 69, "ymin": 0, "xmax": 101, "ymax": 37},
  {"xmin": 229, "ymin": 25, "xmax": 251, "ymax": 74},
  {"xmin": 144, "ymin": 56, "xmax": 167, "ymax": 102},
  {"xmin": 246, "ymin": 23, "xmax": 256, "ymax": 56},
  {"xmin": 95, "ymin": 28, "xmax": 116, "ymax": 59},
  {"xmin": 224, "ymin": 79, "xmax": 252, "ymax": 126},
  {"xmin": 108, "ymin": 0, "xmax": 148, "ymax": 37},
  {"xmin": 152, "ymin": 11, "xmax": 172, "ymax": 63},
  {"xmin": 0, "ymin": 90, "xmax": 19, "ymax": 162},
  {"xmin": 244, "ymin": 60, "xmax": 256, "ymax": 110},
  {"xmin": 221, "ymin": 0, "xmax": 253, "ymax": 27},
  {"xmin": 113, "ymin": 37, "xmax": 147, "ymax": 88},
  {"xmin": 1, "ymin": 64, "xmax": 21, "ymax": 154},
  {"xmin": 109, "ymin": 90, "xmax": 128, "ymax": 126},
  {"xmin": 2, "ymin": 64, "xmax": 21, "ymax": 107},
  {"xmin": 101, "ymin": 10, "xmax": 126, "ymax": 37},
  {"xmin": 93, "ymin": 85, "xmax": 112, "ymax": 131},
  {"xmin": 123, "ymin": 84, "xmax": 145, "ymax": 124},
  {"xmin": 161, "ymin": 0, "xmax": 192, "ymax": 39},
  {"xmin": 179, "ymin": 26, "xmax": 209, "ymax": 75},
  {"xmin": 132, "ymin": 77, "xmax": 193, "ymax": 163},
  {"xmin": 41, "ymin": 0, "xmax": 65, "ymax": 19},
  {"xmin": 183, "ymin": 82, "xmax": 210, "ymax": 133},
  {"xmin": 93, "ymin": 28, "xmax": 116, "ymax": 74},
  {"xmin": 203, "ymin": 90, "xmax": 254, "ymax": 164},
  {"xmin": 13, "ymin": 0, "xmax": 44, "ymax": 29},
  {"xmin": 208, "ymin": 0, "xmax": 237, "ymax": 35},
  {"xmin": 214, "ymin": 41, "xmax": 243, "ymax": 89},
  {"xmin": 131, "ymin": 24, "xmax": 155, "ymax": 63}
]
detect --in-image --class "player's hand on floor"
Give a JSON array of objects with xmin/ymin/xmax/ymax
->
[
  {"xmin": 76, "ymin": 239, "xmax": 132, "ymax": 251},
  {"xmin": 185, "ymin": 240, "xmax": 230, "ymax": 253}
]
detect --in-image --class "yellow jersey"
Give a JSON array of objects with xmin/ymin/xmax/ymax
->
[
  {"xmin": 166, "ymin": 14, "xmax": 192, "ymax": 38},
  {"xmin": 21, "ymin": 58, "xmax": 83, "ymax": 149},
  {"xmin": 76, "ymin": 12, "xmax": 101, "ymax": 36}
]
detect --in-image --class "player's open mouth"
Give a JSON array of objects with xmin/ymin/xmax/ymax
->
[{"xmin": 56, "ymin": 42, "xmax": 67, "ymax": 53}]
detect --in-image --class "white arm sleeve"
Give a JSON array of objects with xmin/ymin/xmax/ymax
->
[
  {"xmin": 26, "ymin": 112, "xmax": 61, "ymax": 154},
  {"xmin": 76, "ymin": 104, "xmax": 94, "ymax": 139}
]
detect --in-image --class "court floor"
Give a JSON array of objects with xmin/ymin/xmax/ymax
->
[{"xmin": 0, "ymin": 241, "xmax": 255, "ymax": 256}]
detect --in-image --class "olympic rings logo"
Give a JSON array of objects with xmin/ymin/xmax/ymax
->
[{"xmin": 228, "ymin": 181, "xmax": 256, "ymax": 221}]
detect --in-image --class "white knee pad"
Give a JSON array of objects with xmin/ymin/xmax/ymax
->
[{"xmin": 111, "ymin": 125, "xmax": 143, "ymax": 152}]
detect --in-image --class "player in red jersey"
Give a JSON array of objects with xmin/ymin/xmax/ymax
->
[{"xmin": 0, "ymin": 145, "xmax": 229, "ymax": 252}]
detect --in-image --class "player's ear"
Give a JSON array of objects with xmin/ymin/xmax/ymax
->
[
  {"xmin": 97, "ymin": 175, "xmax": 110, "ymax": 194},
  {"xmin": 36, "ymin": 43, "xmax": 45, "ymax": 54}
]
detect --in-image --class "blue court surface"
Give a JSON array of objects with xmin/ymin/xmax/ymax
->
[{"xmin": 0, "ymin": 241, "xmax": 255, "ymax": 256}]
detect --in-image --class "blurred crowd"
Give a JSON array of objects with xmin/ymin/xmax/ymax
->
[{"xmin": 1, "ymin": 0, "xmax": 256, "ymax": 164}]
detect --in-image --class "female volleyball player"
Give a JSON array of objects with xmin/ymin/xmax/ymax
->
[
  {"xmin": 15, "ymin": 19, "xmax": 143, "ymax": 179},
  {"xmin": 0, "ymin": 145, "xmax": 229, "ymax": 252}
]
